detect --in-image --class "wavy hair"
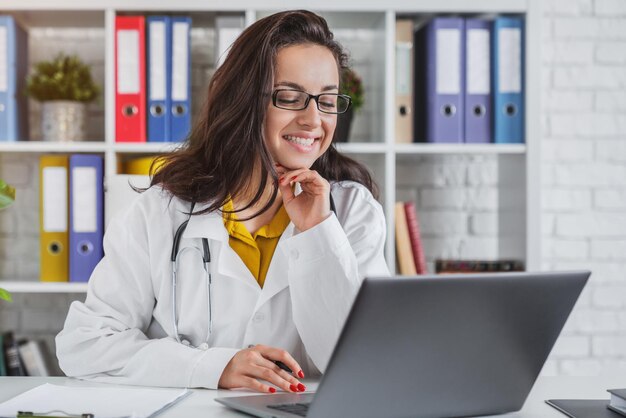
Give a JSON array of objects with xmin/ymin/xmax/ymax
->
[{"xmin": 149, "ymin": 10, "xmax": 377, "ymax": 218}]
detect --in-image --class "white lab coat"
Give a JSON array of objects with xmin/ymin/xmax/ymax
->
[{"xmin": 56, "ymin": 180, "xmax": 389, "ymax": 389}]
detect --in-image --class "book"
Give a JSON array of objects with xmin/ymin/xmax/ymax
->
[
  {"xmin": 546, "ymin": 399, "xmax": 619, "ymax": 418},
  {"xmin": 608, "ymin": 389, "xmax": 626, "ymax": 417},
  {"xmin": 0, "ymin": 333, "xmax": 6, "ymax": 376},
  {"xmin": 435, "ymin": 259, "xmax": 524, "ymax": 274},
  {"xmin": 403, "ymin": 202, "xmax": 427, "ymax": 274},
  {"xmin": 18, "ymin": 339, "xmax": 51, "ymax": 377},
  {"xmin": 2, "ymin": 331, "xmax": 26, "ymax": 376},
  {"xmin": 395, "ymin": 202, "xmax": 417, "ymax": 275}
]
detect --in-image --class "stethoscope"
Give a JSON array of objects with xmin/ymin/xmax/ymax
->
[{"xmin": 170, "ymin": 192, "xmax": 337, "ymax": 347}]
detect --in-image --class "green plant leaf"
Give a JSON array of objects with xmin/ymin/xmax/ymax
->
[
  {"xmin": 0, "ymin": 288, "xmax": 12, "ymax": 302},
  {"xmin": 0, "ymin": 180, "xmax": 15, "ymax": 210}
]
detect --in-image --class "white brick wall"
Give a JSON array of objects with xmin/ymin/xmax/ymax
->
[{"xmin": 542, "ymin": 0, "xmax": 626, "ymax": 376}]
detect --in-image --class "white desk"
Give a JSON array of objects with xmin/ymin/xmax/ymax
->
[{"xmin": 0, "ymin": 376, "xmax": 624, "ymax": 417}]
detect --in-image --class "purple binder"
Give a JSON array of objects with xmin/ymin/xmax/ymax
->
[
  {"xmin": 464, "ymin": 18, "xmax": 492, "ymax": 143},
  {"xmin": 69, "ymin": 154, "xmax": 104, "ymax": 282},
  {"xmin": 414, "ymin": 17, "xmax": 465, "ymax": 143}
]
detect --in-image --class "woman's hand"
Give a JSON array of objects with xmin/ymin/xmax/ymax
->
[
  {"xmin": 276, "ymin": 165, "xmax": 331, "ymax": 232},
  {"xmin": 218, "ymin": 344, "xmax": 306, "ymax": 393}
]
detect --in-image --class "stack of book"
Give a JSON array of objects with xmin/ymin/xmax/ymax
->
[
  {"xmin": 0, "ymin": 331, "xmax": 53, "ymax": 376},
  {"xmin": 435, "ymin": 259, "xmax": 524, "ymax": 274},
  {"xmin": 395, "ymin": 201, "xmax": 427, "ymax": 275}
]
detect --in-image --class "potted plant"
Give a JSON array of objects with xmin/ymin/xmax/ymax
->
[
  {"xmin": 0, "ymin": 180, "xmax": 15, "ymax": 302},
  {"xmin": 334, "ymin": 67, "xmax": 364, "ymax": 143},
  {"xmin": 25, "ymin": 53, "xmax": 100, "ymax": 142}
]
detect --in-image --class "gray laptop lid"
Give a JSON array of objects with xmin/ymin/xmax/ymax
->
[
  {"xmin": 215, "ymin": 271, "xmax": 589, "ymax": 418},
  {"xmin": 307, "ymin": 271, "xmax": 589, "ymax": 418}
]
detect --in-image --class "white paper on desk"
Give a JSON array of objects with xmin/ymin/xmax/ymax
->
[{"xmin": 0, "ymin": 383, "xmax": 190, "ymax": 418}]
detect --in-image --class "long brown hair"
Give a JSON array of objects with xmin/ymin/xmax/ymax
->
[{"xmin": 150, "ymin": 10, "xmax": 377, "ymax": 217}]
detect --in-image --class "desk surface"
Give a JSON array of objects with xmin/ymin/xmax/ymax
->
[{"xmin": 0, "ymin": 375, "xmax": 624, "ymax": 417}]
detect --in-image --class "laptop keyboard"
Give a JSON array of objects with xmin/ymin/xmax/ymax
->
[{"xmin": 267, "ymin": 402, "xmax": 311, "ymax": 417}]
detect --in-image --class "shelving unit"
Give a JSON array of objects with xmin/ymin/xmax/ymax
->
[{"xmin": 0, "ymin": 0, "xmax": 541, "ymax": 293}]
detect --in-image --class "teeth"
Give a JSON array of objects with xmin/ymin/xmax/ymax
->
[{"xmin": 284, "ymin": 135, "xmax": 315, "ymax": 146}]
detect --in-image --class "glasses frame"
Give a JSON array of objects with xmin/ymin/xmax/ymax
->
[{"xmin": 271, "ymin": 89, "xmax": 352, "ymax": 114}]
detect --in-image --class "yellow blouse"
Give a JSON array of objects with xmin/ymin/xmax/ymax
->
[{"xmin": 222, "ymin": 200, "xmax": 290, "ymax": 288}]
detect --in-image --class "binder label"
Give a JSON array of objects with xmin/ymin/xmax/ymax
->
[
  {"xmin": 396, "ymin": 43, "xmax": 411, "ymax": 95},
  {"xmin": 0, "ymin": 27, "xmax": 7, "ymax": 92},
  {"xmin": 43, "ymin": 167, "xmax": 68, "ymax": 232},
  {"xmin": 149, "ymin": 21, "xmax": 167, "ymax": 101},
  {"xmin": 467, "ymin": 29, "xmax": 490, "ymax": 95},
  {"xmin": 436, "ymin": 29, "xmax": 461, "ymax": 95},
  {"xmin": 72, "ymin": 167, "xmax": 97, "ymax": 233},
  {"xmin": 171, "ymin": 22, "xmax": 189, "ymax": 101},
  {"xmin": 117, "ymin": 30, "xmax": 140, "ymax": 94},
  {"xmin": 498, "ymin": 28, "xmax": 521, "ymax": 93}
]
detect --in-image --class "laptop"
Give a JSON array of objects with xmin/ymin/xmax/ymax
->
[{"xmin": 216, "ymin": 271, "xmax": 590, "ymax": 418}]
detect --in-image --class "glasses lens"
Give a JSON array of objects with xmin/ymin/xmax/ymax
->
[
  {"xmin": 319, "ymin": 94, "xmax": 350, "ymax": 114},
  {"xmin": 274, "ymin": 90, "xmax": 307, "ymax": 110}
]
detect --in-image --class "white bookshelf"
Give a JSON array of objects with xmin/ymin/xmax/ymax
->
[{"xmin": 0, "ymin": 0, "xmax": 541, "ymax": 293}]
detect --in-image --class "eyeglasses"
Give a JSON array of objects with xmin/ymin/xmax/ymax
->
[{"xmin": 272, "ymin": 89, "xmax": 352, "ymax": 114}]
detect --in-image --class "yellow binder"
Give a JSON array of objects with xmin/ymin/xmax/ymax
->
[
  {"xmin": 123, "ymin": 156, "xmax": 164, "ymax": 175},
  {"xmin": 39, "ymin": 155, "xmax": 69, "ymax": 282}
]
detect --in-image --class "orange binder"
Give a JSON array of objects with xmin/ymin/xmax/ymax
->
[
  {"xmin": 115, "ymin": 15, "xmax": 146, "ymax": 142},
  {"xmin": 39, "ymin": 155, "xmax": 69, "ymax": 282}
]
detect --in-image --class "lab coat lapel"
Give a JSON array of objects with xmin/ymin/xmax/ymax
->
[
  {"xmin": 253, "ymin": 222, "xmax": 296, "ymax": 311},
  {"xmin": 182, "ymin": 209, "xmax": 259, "ymax": 290}
]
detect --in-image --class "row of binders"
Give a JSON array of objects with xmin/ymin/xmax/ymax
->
[
  {"xmin": 40, "ymin": 154, "xmax": 104, "ymax": 282},
  {"xmin": 116, "ymin": 15, "xmax": 192, "ymax": 143},
  {"xmin": 396, "ymin": 16, "xmax": 525, "ymax": 144},
  {"xmin": 115, "ymin": 15, "xmax": 243, "ymax": 143}
]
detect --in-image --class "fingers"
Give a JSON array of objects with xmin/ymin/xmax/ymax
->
[
  {"xmin": 249, "ymin": 364, "xmax": 306, "ymax": 393},
  {"xmin": 254, "ymin": 344, "xmax": 305, "ymax": 379},
  {"xmin": 219, "ymin": 346, "xmax": 307, "ymax": 393}
]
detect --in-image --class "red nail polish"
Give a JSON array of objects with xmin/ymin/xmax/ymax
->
[
  {"xmin": 279, "ymin": 176, "xmax": 284, "ymax": 182},
  {"xmin": 290, "ymin": 176, "xmax": 297, "ymax": 181},
  {"xmin": 298, "ymin": 370, "xmax": 305, "ymax": 378},
  {"xmin": 290, "ymin": 384, "xmax": 297, "ymax": 392},
  {"xmin": 297, "ymin": 383, "xmax": 306, "ymax": 392},
  {"xmin": 269, "ymin": 387, "xmax": 276, "ymax": 393}
]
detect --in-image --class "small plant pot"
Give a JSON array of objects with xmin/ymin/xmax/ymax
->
[{"xmin": 41, "ymin": 100, "xmax": 87, "ymax": 142}]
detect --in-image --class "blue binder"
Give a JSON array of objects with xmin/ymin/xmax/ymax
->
[
  {"xmin": 69, "ymin": 154, "xmax": 104, "ymax": 283},
  {"xmin": 414, "ymin": 17, "xmax": 465, "ymax": 143},
  {"xmin": 147, "ymin": 16, "xmax": 171, "ymax": 142},
  {"xmin": 170, "ymin": 17, "xmax": 191, "ymax": 142},
  {"xmin": 464, "ymin": 18, "xmax": 492, "ymax": 144},
  {"xmin": 0, "ymin": 15, "xmax": 28, "ymax": 142},
  {"xmin": 492, "ymin": 16, "xmax": 524, "ymax": 144}
]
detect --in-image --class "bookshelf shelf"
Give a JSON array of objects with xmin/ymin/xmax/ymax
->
[
  {"xmin": 394, "ymin": 143, "xmax": 527, "ymax": 155},
  {"xmin": 0, "ymin": 281, "xmax": 88, "ymax": 293},
  {"xmin": 0, "ymin": 142, "xmax": 107, "ymax": 153}
]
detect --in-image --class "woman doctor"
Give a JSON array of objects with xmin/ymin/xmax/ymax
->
[{"xmin": 56, "ymin": 10, "xmax": 389, "ymax": 393}]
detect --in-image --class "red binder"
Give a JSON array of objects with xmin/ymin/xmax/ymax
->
[{"xmin": 115, "ymin": 16, "xmax": 146, "ymax": 142}]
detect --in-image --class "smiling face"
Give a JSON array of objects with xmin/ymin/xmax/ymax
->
[{"xmin": 263, "ymin": 44, "xmax": 340, "ymax": 170}]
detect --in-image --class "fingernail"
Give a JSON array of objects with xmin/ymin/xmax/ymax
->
[
  {"xmin": 297, "ymin": 383, "xmax": 306, "ymax": 392},
  {"xmin": 279, "ymin": 176, "xmax": 284, "ymax": 183},
  {"xmin": 290, "ymin": 384, "xmax": 297, "ymax": 392},
  {"xmin": 269, "ymin": 387, "xmax": 276, "ymax": 393},
  {"xmin": 298, "ymin": 370, "xmax": 305, "ymax": 378},
  {"xmin": 290, "ymin": 176, "xmax": 297, "ymax": 181}
]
